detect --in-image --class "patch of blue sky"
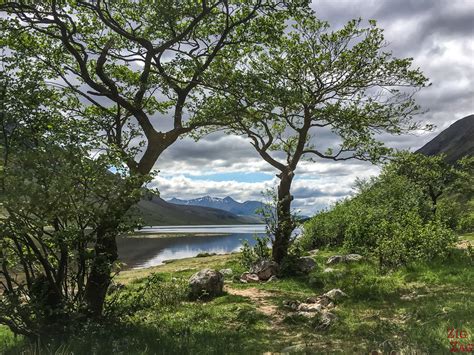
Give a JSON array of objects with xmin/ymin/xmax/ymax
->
[{"xmin": 183, "ymin": 172, "xmax": 273, "ymax": 183}]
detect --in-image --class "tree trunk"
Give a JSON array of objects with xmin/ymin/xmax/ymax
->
[
  {"xmin": 84, "ymin": 220, "xmax": 119, "ymax": 317},
  {"xmin": 272, "ymin": 170, "xmax": 295, "ymax": 264}
]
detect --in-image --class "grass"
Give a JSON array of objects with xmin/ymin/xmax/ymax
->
[
  {"xmin": 461, "ymin": 232, "xmax": 474, "ymax": 242},
  {"xmin": 1, "ymin": 241, "xmax": 473, "ymax": 354},
  {"xmin": 0, "ymin": 326, "xmax": 18, "ymax": 352}
]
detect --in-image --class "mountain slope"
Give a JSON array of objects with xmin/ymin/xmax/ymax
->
[
  {"xmin": 136, "ymin": 196, "xmax": 262, "ymax": 226},
  {"xmin": 169, "ymin": 196, "xmax": 264, "ymax": 216},
  {"xmin": 417, "ymin": 114, "xmax": 474, "ymax": 163}
]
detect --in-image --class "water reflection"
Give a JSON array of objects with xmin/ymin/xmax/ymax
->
[{"xmin": 117, "ymin": 225, "xmax": 267, "ymax": 269}]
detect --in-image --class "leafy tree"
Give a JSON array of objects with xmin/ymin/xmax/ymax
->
[
  {"xmin": 199, "ymin": 16, "xmax": 429, "ymax": 263},
  {"xmin": 0, "ymin": 0, "xmax": 303, "ymax": 316},
  {"xmin": 0, "ymin": 60, "xmax": 144, "ymax": 338},
  {"xmin": 389, "ymin": 152, "xmax": 473, "ymax": 214}
]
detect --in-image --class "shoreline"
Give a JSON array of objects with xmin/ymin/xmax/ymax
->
[{"xmin": 122, "ymin": 232, "xmax": 231, "ymax": 239}]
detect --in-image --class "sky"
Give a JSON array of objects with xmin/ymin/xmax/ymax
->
[{"xmin": 150, "ymin": 0, "xmax": 474, "ymax": 215}]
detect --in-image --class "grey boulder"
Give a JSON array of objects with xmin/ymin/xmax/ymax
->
[
  {"xmin": 250, "ymin": 260, "xmax": 279, "ymax": 281},
  {"xmin": 323, "ymin": 288, "xmax": 347, "ymax": 302},
  {"xmin": 188, "ymin": 269, "xmax": 224, "ymax": 300}
]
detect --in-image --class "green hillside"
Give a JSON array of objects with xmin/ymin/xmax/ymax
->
[{"xmin": 137, "ymin": 196, "xmax": 262, "ymax": 226}]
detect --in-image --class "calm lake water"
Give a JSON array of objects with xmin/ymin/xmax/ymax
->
[{"xmin": 117, "ymin": 225, "xmax": 267, "ymax": 269}]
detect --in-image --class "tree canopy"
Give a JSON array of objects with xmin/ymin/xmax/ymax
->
[{"xmin": 198, "ymin": 16, "xmax": 430, "ymax": 262}]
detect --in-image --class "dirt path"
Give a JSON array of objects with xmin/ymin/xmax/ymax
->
[{"xmin": 225, "ymin": 286, "xmax": 286, "ymax": 326}]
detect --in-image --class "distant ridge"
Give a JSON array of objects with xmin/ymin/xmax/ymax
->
[
  {"xmin": 417, "ymin": 114, "xmax": 474, "ymax": 163},
  {"xmin": 136, "ymin": 195, "xmax": 262, "ymax": 226},
  {"xmin": 169, "ymin": 196, "xmax": 265, "ymax": 217}
]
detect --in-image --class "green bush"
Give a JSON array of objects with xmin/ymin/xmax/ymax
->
[
  {"xmin": 375, "ymin": 216, "xmax": 456, "ymax": 269},
  {"xmin": 300, "ymin": 200, "xmax": 350, "ymax": 249},
  {"xmin": 108, "ymin": 273, "xmax": 188, "ymax": 316},
  {"xmin": 239, "ymin": 235, "xmax": 271, "ymax": 269},
  {"xmin": 302, "ymin": 154, "xmax": 464, "ymax": 269}
]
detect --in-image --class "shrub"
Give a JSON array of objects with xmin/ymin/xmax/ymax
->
[
  {"xmin": 375, "ymin": 216, "xmax": 456, "ymax": 269},
  {"xmin": 302, "ymin": 154, "xmax": 464, "ymax": 269},
  {"xmin": 108, "ymin": 273, "xmax": 188, "ymax": 316},
  {"xmin": 239, "ymin": 235, "xmax": 271, "ymax": 269},
  {"xmin": 300, "ymin": 200, "xmax": 350, "ymax": 249}
]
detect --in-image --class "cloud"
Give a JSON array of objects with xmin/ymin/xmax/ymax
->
[{"xmin": 152, "ymin": 0, "xmax": 473, "ymax": 215}]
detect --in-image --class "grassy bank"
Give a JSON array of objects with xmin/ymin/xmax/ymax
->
[{"xmin": 1, "ymin": 237, "xmax": 473, "ymax": 354}]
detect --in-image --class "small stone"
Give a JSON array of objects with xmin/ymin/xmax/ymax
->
[
  {"xmin": 240, "ymin": 272, "xmax": 259, "ymax": 283},
  {"xmin": 344, "ymin": 254, "xmax": 363, "ymax": 262},
  {"xmin": 307, "ymin": 249, "xmax": 319, "ymax": 256},
  {"xmin": 326, "ymin": 255, "xmax": 345, "ymax": 265},
  {"xmin": 283, "ymin": 300, "xmax": 300, "ymax": 310},
  {"xmin": 297, "ymin": 302, "xmax": 323, "ymax": 312},
  {"xmin": 323, "ymin": 288, "xmax": 347, "ymax": 302},
  {"xmin": 327, "ymin": 254, "xmax": 363, "ymax": 265},
  {"xmin": 315, "ymin": 310, "xmax": 337, "ymax": 329},
  {"xmin": 219, "ymin": 268, "xmax": 233, "ymax": 276},
  {"xmin": 107, "ymin": 282, "xmax": 125, "ymax": 294}
]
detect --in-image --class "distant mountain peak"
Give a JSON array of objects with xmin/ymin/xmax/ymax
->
[{"xmin": 168, "ymin": 195, "xmax": 264, "ymax": 217}]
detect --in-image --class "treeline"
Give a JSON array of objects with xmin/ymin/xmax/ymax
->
[{"xmin": 301, "ymin": 153, "xmax": 474, "ymax": 268}]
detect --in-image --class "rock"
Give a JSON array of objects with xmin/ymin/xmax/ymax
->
[
  {"xmin": 323, "ymin": 288, "xmax": 347, "ymax": 302},
  {"xmin": 188, "ymin": 269, "xmax": 224, "ymax": 299},
  {"xmin": 315, "ymin": 310, "xmax": 337, "ymax": 329},
  {"xmin": 267, "ymin": 275, "xmax": 278, "ymax": 282},
  {"xmin": 326, "ymin": 255, "xmax": 345, "ymax": 265},
  {"xmin": 295, "ymin": 256, "xmax": 317, "ymax": 274},
  {"xmin": 240, "ymin": 272, "xmax": 259, "ymax": 283},
  {"xmin": 219, "ymin": 268, "xmax": 233, "ymax": 276},
  {"xmin": 307, "ymin": 249, "xmax": 319, "ymax": 256},
  {"xmin": 283, "ymin": 300, "xmax": 300, "ymax": 310},
  {"xmin": 323, "ymin": 267, "xmax": 336, "ymax": 273},
  {"xmin": 107, "ymin": 282, "xmax": 125, "ymax": 294},
  {"xmin": 297, "ymin": 302, "xmax": 323, "ymax": 312},
  {"xmin": 305, "ymin": 295, "xmax": 332, "ymax": 307},
  {"xmin": 344, "ymin": 253, "xmax": 363, "ymax": 262},
  {"xmin": 326, "ymin": 254, "xmax": 363, "ymax": 265},
  {"xmin": 250, "ymin": 260, "xmax": 279, "ymax": 281}
]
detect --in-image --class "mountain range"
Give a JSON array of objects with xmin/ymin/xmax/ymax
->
[
  {"xmin": 137, "ymin": 195, "xmax": 262, "ymax": 226},
  {"xmin": 168, "ymin": 196, "xmax": 264, "ymax": 217},
  {"xmin": 417, "ymin": 114, "xmax": 474, "ymax": 163}
]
